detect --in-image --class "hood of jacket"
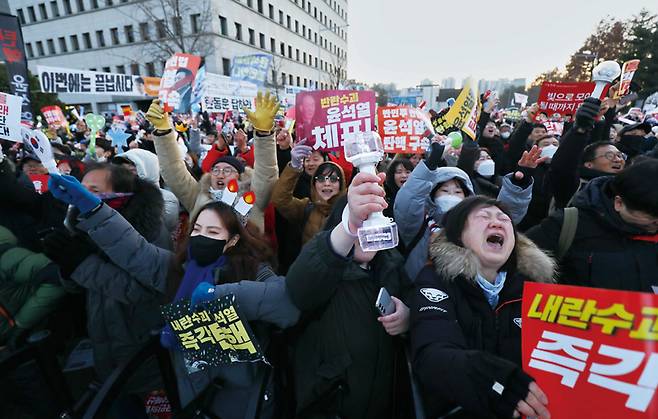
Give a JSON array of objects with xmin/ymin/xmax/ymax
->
[
  {"xmin": 0, "ymin": 225, "xmax": 17, "ymax": 247},
  {"xmin": 309, "ymin": 161, "xmax": 347, "ymax": 210},
  {"xmin": 570, "ymin": 175, "xmax": 650, "ymax": 235},
  {"xmin": 114, "ymin": 177, "xmax": 165, "ymax": 243},
  {"xmin": 426, "ymin": 166, "xmax": 476, "ymax": 221},
  {"xmin": 199, "ymin": 165, "xmax": 254, "ymax": 201},
  {"xmin": 428, "ymin": 230, "xmax": 556, "ymax": 284},
  {"xmin": 118, "ymin": 149, "xmax": 161, "ymax": 185}
]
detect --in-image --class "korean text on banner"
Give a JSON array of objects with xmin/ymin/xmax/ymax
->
[
  {"xmin": 514, "ymin": 92, "xmax": 529, "ymax": 106},
  {"xmin": 295, "ymin": 90, "xmax": 376, "ymax": 152},
  {"xmin": 616, "ymin": 60, "xmax": 641, "ymax": 99},
  {"xmin": 202, "ymin": 73, "xmax": 258, "ymax": 113},
  {"xmin": 431, "ymin": 78, "xmax": 480, "ymax": 140},
  {"xmin": 38, "ymin": 65, "xmax": 157, "ymax": 97},
  {"xmin": 522, "ymin": 282, "xmax": 658, "ymax": 419},
  {"xmin": 0, "ymin": 92, "xmax": 24, "ymax": 141},
  {"xmin": 230, "ymin": 54, "xmax": 273, "ymax": 86},
  {"xmin": 377, "ymin": 106, "xmax": 429, "ymax": 153},
  {"xmin": 161, "ymin": 295, "xmax": 266, "ymax": 370},
  {"xmin": 0, "ymin": 14, "xmax": 33, "ymax": 124},
  {"xmin": 158, "ymin": 53, "xmax": 202, "ymax": 113},
  {"xmin": 40, "ymin": 105, "xmax": 68, "ymax": 128},
  {"xmin": 535, "ymin": 82, "xmax": 608, "ymax": 120}
]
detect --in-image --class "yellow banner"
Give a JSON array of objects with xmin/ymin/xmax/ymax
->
[{"xmin": 432, "ymin": 78, "xmax": 480, "ymax": 140}]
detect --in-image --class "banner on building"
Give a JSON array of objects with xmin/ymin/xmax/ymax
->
[
  {"xmin": 295, "ymin": 90, "xmax": 376, "ymax": 152},
  {"xmin": 230, "ymin": 54, "xmax": 272, "ymax": 86},
  {"xmin": 37, "ymin": 65, "xmax": 157, "ymax": 97},
  {"xmin": 201, "ymin": 72, "xmax": 258, "ymax": 113},
  {"xmin": 0, "ymin": 13, "xmax": 33, "ymax": 124},
  {"xmin": 431, "ymin": 78, "xmax": 480, "ymax": 140},
  {"xmin": 522, "ymin": 282, "xmax": 658, "ymax": 419},
  {"xmin": 161, "ymin": 294, "xmax": 266, "ymax": 371},
  {"xmin": 159, "ymin": 53, "xmax": 202, "ymax": 113},
  {"xmin": 377, "ymin": 106, "xmax": 429, "ymax": 153},
  {"xmin": 535, "ymin": 82, "xmax": 608, "ymax": 121},
  {"xmin": 0, "ymin": 91, "xmax": 24, "ymax": 141},
  {"xmin": 40, "ymin": 105, "xmax": 68, "ymax": 128}
]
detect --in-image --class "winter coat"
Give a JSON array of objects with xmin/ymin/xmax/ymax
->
[
  {"xmin": 70, "ymin": 182, "xmax": 170, "ymax": 388},
  {"xmin": 394, "ymin": 162, "xmax": 533, "ymax": 281},
  {"xmin": 116, "ymin": 148, "xmax": 180, "ymax": 233},
  {"xmin": 410, "ymin": 230, "xmax": 556, "ymax": 418},
  {"xmin": 271, "ymin": 162, "xmax": 346, "ymax": 244},
  {"xmin": 286, "ymin": 230, "xmax": 412, "ymax": 419},
  {"xmin": 154, "ymin": 130, "xmax": 278, "ymax": 231},
  {"xmin": 526, "ymin": 176, "xmax": 658, "ymax": 292},
  {"xmin": 0, "ymin": 226, "xmax": 66, "ymax": 344}
]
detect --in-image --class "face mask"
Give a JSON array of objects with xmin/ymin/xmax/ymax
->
[
  {"xmin": 620, "ymin": 135, "xmax": 645, "ymax": 152},
  {"xmin": 540, "ymin": 145, "xmax": 558, "ymax": 159},
  {"xmin": 500, "ymin": 132, "xmax": 511, "ymax": 140},
  {"xmin": 189, "ymin": 235, "xmax": 227, "ymax": 267},
  {"xmin": 476, "ymin": 159, "xmax": 496, "ymax": 177},
  {"xmin": 434, "ymin": 194, "xmax": 463, "ymax": 213},
  {"xmin": 209, "ymin": 187, "xmax": 224, "ymax": 201}
]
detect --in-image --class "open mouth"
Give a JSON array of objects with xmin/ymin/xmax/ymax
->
[
  {"xmin": 216, "ymin": 180, "xmax": 225, "ymax": 189},
  {"xmin": 486, "ymin": 233, "xmax": 504, "ymax": 249},
  {"xmin": 321, "ymin": 188, "xmax": 334, "ymax": 195},
  {"xmin": 400, "ymin": 179, "xmax": 407, "ymax": 185},
  {"xmin": 611, "ymin": 164, "xmax": 623, "ymax": 171}
]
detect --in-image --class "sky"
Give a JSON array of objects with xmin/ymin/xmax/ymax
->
[{"xmin": 346, "ymin": 0, "xmax": 658, "ymax": 88}]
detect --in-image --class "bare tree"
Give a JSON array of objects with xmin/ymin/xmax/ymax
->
[
  {"xmin": 266, "ymin": 57, "xmax": 284, "ymax": 99},
  {"xmin": 329, "ymin": 52, "xmax": 347, "ymax": 89}
]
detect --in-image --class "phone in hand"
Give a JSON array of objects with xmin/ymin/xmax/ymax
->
[{"xmin": 375, "ymin": 287, "xmax": 396, "ymax": 316}]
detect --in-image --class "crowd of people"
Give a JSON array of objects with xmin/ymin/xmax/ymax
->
[{"xmin": 0, "ymin": 83, "xmax": 657, "ymax": 419}]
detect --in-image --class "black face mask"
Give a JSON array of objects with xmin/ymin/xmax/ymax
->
[
  {"xmin": 189, "ymin": 235, "xmax": 226, "ymax": 266},
  {"xmin": 620, "ymin": 135, "xmax": 645, "ymax": 151}
]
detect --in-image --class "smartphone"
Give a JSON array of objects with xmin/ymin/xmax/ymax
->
[{"xmin": 375, "ymin": 287, "xmax": 396, "ymax": 316}]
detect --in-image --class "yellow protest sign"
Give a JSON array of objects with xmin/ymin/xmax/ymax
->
[{"xmin": 432, "ymin": 78, "xmax": 480, "ymax": 140}]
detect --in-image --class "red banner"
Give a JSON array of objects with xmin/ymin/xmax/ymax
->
[
  {"xmin": 377, "ymin": 106, "xmax": 429, "ymax": 153},
  {"xmin": 40, "ymin": 105, "xmax": 68, "ymax": 128},
  {"xmin": 536, "ymin": 82, "xmax": 608, "ymax": 121},
  {"xmin": 158, "ymin": 53, "xmax": 202, "ymax": 113},
  {"xmin": 522, "ymin": 282, "xmax": 658, "ymax": 418},
  {"xmin": 295, "ymin": 90, "xmax": 376, "ymax": 151}
]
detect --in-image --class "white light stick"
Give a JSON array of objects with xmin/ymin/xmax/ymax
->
[
  {"xmin": 591, "ymin": 61, "xmax": 622, "ymax": 99},
  {"xmin": 20, "ymin": 127, "xmax": 59, "ymax": 174}
]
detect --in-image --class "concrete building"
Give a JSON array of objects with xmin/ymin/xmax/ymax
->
[
  {"xmin": 441, "ymin": 77, "xmax": 455, "ymax": 89},
  {"xmin": 8, "ymin": 0, "xmax": 348, "ymax": 111}
]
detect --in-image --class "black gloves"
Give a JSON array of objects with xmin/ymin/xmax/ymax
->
[
  {"xmin": 493, "ymin": 368, "xmax": 535, "ymax": 418},
  {"xmin": 41, "ymin": 229, "xmax": 95, "ymax": 278},
  {"xmin": 575, "ymin": 97, "xmax": 601, "ymax": 131},
  {"xmin": 425, "ymin": 142, "xmax": 445, "ymax": 170}
]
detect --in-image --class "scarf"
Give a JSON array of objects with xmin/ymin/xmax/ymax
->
[{"xmin": 475, "ymin": 271, "xmax": 507, "ymax": 308}]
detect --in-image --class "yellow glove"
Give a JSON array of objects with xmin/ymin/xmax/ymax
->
[
  {"xmin": 145, "ymin": 99, "xmax": 172, "ymax": 131},
  {"xmin": 243, "ymin": 91, "xmax": 280, "ymax": 133}
]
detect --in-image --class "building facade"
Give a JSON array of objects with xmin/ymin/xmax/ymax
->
[{"xmin": 8, "ymin": 0, "xmax": 348, "ymax": 110}]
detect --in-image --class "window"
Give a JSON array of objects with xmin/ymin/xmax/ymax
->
[
  {"xmin": 26, "ymin": 42, "xmax": 34, "ymax": 58},
  {"xmin": 110, "ymin": 27, "xmax": 120, "ymax": 45},
  {"xmin": 47, "ymin": 39, "xmax": 55, "ymax": 54},
  {"xmin": 279, "ymin": 42, "xmax": 284, "ymax": 55},
  {"xmin": 116, "ymin": 65, "xmax": 125, "ymax": 74},
  {"xmin": 50, "ymin": 1, "xmax": 60, "ymax": 17},
  {"xmin": 130, "ymin": 63, "xmax": 139, "ymax": 75},
  {"xmin": 248, "ymin": 28, "xmax": 254, "ymax": 45},
  {"xmin": 296, "ymin": 48, "xmax": 299, "ymax": 61},
  {"xmin": 314, "ymin": 56, "xmax": 318, "ymax": 67},
  {"xmin": 270, "ymin": 37, "xmax": 275, "ymax": 52},
  {"xmin": 296, "ymin": 76, "xmax": 300, "ymax": 87},
  {"xmin": 257, "ymin": 0, "xmax": 263, "ymax": 13},
  {"xmin": 222, "ymin": 58, "xmax": 231, "ymax": 76},
  {"xmin": 288, "ymin": 74, "xmax": 292, "ymax": 85},
  {"xmin": 286, "ymin": 15, "xmax": 290, "ymax": 28},
  {"xmin": 124, "ymin": 25, "xmax": 134, "ymax": 43},
  {"xmin": 307, "ymin": 1, "xmax": 311, "ymax": 12},
  {"xmin": 76, "ymin": 0, "xmax": 85, "ymax": 12},
  {"xmin": 172, "ymin": 16, "xmax": 182, "ymax": 36},
  {"xmin": 247, "ymin": 0, "xmax": 252, "ymax": 7},
  {"xmin": 38, "ymin": 3, "xmax": 48, "ymax": 20},
  {"xmin": 146, "ymin": 62, "xmax": 155, "ymax": 77},
  {"xmin": 140, "ymin": 22, "xmax": 150, "ymax": 40},
  {"xmin": 96, "ymin": 30, "xmax": 105, "ymax": 47},
  {"xmin": 281, "ymin": 72, "xmax": 285, "ymax": 84},
  {"xmin": 259, "ymin": 33, "xmax": 265, "ymax": 49},
  {"xmin": 91, "ymin": 0, "xmax": 99, "ymax": 8},
  {"xmin": 27, "ymin": 6, "xmax": 37, "ymax": 22},
  {"xmin": 278, "ymin": 10, "xmax": 283, "ymax": 24},
  {"xmin": 234, "ymin": 22, "xmax": 242, "ymax": 41},
  {"xmin": 304, "ymin": 78, "xmax": 307, "ymax": 88},
  {"xmin": 314, "ymin": 32, "xmax": 317, "ymax": 43},
  {"xmin": 36, "ymin": 41, "xmax": 45, "ymax": 56},
  {"xmin": 156, "ymin": 20, "xmax": 166, "ymax": 38},
  {"xmin": 102, "ymin": 66, "xmax": 110, "ymax": 73},
  {"xmin": 63, "ymin": 0, "xmax": 72, "ymax": 14},
  {"xmin": 313, "ymin": 6, "xmax": 317, "ymax": 18},
  {"xmin": 106, "ymin": 0, "xmax": 113, "ymax": 5},
  {"xmin": 82, "ymin": 32, "xmax": 92, "ymax": 48},
  {"xmin": 219, "ymin": 15, "xmax": 227, "ymax": 35},
  {"xmin": 70, "ymin": 34, "xmax": 80, "ymax": 50},
  {"xmin": 302, "ymin": 24, "xmax": 306, "ymax": 37},
  {"xmin": 268, "ymin": 4, "xmax": 273, "ymax": 19},
  {"xmin": 303, "ymin": 52, "xmax": 306, "ymax": 64},
  {"xmin": 295, "ymin": 20, "xmax": 299, "ymax": 33},
  {"xmin": 190, "ymin": 14, "xmax": 200, "ymax": 34},
  {"xmin": 287, "ymin": 45, "xmax": 292, "ymax": 58},
  {"xmin": 17, "ymin": 9, "xmax": 25, "ymax": 25},
  {"xmin": 58, "ymin": 36, "xmax": 67, "ymax": 52}
]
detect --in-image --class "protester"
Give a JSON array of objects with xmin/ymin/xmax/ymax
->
[
  {"xmin": 410, "ymin": 196, "xmax": 554, "ymax": 419},
  {"xmin": 383, "ymin": 157, "xmax": 412, "ymax": 219}
]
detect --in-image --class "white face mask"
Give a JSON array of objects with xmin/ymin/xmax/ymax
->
[
  {"xmin": 434, "ymin": 195, "xmax": 463, "ymax": 213},
  {"xmin": 540, "ymin": 145, "xmax": 558, "ymax": 159},
  {"xmin": 476, "ymin": 159, "xmax": 496, "ymax": 177},
  {"xmin": 500, "ymin": 131, "xmax": 511, "ymax": 139}
]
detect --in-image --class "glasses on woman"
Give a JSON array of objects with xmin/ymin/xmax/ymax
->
[
  {"xmin": 314, "ymin": 175, "xmax": 341, "ymax": 183},
  {"xmin": 595, "ymin": 151, "xmax": 627, "ymax": 161},
  {"xmin": 211, "ymin": 167, "xmax": 237, "ymax": 176}
]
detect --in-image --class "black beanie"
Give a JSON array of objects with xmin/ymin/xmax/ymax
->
[{"xmin": 211, "ymin": 155, "xmax": 245, "ymax": 174}]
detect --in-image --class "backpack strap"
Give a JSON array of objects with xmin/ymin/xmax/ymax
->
[
  {"xmin": 557, "ymin": 207, "xmax": 578, "ymax": 260},
  {"xmin": 403, "ymin": 216, "xmax": 430, "ymax": 258}
]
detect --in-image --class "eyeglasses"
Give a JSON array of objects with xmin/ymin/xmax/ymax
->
[
  {"xmin": 314, "ymin": 175, "xmax": 341, "ymax": 183},
  {"xmin": 211, "ymin": 167, "xmax": 237, "ymax": 176},
  {"xmin": 594, "ymin": 152, "xmax": 627, "ymax": 162}
]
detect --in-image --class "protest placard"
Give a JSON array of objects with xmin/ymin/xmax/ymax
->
[
  {"xmin": 432, "ymin": 78, "xmax": 480, "ymax": 140},
  {"xmin": 295, "ymin": 90, "xmax": 376, "ymax": 152},
  {"xmin": 616, "ymin": 59, "xmax": 641, "ymax": 99},
  {"xmin": 161, "ymin": 294, "xmax": 266, "ymax": 370},
  {"xmin": 230, "ymin": 54, "xmax": 272, "ymax": 86},
  {"xmin": 535, "ymin": 82, "xmax": 608, "ymax": 121},
  {"xmin": 158, "ymin": 53, "xmax": 202, "ymax": 113},
  {"xmin": 37, "ymin": 65, "xmax": 155, "ymax": 97},
  {"xmin": 522, "ymin": 282, "xmax": 658, "ymax": 418},
  {"xmin": 28, "ymin": 174, "xmax": 50, "ymax": 194},
  {"xmin": 0, "ymin": 92, "xmax": 24, "ymax": 141},
  {"xmin": 201, "ymin": 72, "xmax": 258, "ymax": 113},
  {"xmin": 377, "ymin": 106, "xmax": 429, "ymax": 153},
  {"xmin": 514, "ymin": 92, "xmax": 529, "ymax": 106},
  {"xmin": 40, "ymin": 105, "xmax": 68, "ymax": 128},
  {"xmin": 543, "ymin": 121, "xmax": 564, "ymax": 136},
  {"xmin": 0, "ymin": 14, "xmax": 33, "ymax": 123}
]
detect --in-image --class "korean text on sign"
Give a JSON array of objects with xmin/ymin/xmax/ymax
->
[
  {"xmin": 535, "ymin": 82, "xmax": 608, "ymax": 120},
  {"xmin": 522, "ymin": 283, "xmax": 658, "ymax": 418},
  {"xmin": 377, "ymin": 106, "xmax": 429, "ymax": 153}
]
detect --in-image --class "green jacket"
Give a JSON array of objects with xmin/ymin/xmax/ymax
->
[{"xmin": 0, "ymin": 226, "xmax": 66, "ymax": 343}]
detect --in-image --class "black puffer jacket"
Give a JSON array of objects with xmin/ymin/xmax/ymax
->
[
  {"xmin": 410, "ymin": 231, "xmax": 556, "ymax": 418},
  {"xmin": 527, "ymin": 176, "xmax": 658, "ymax": 292}
]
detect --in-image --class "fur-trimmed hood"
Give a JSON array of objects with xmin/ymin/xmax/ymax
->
[
  {"xmin": 428, "ymin": 230, "xmax": 556, "ymax": 284},
  {"xmin": 198, "ymin": 165, "xmax": 254, "ymax": 200}
]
